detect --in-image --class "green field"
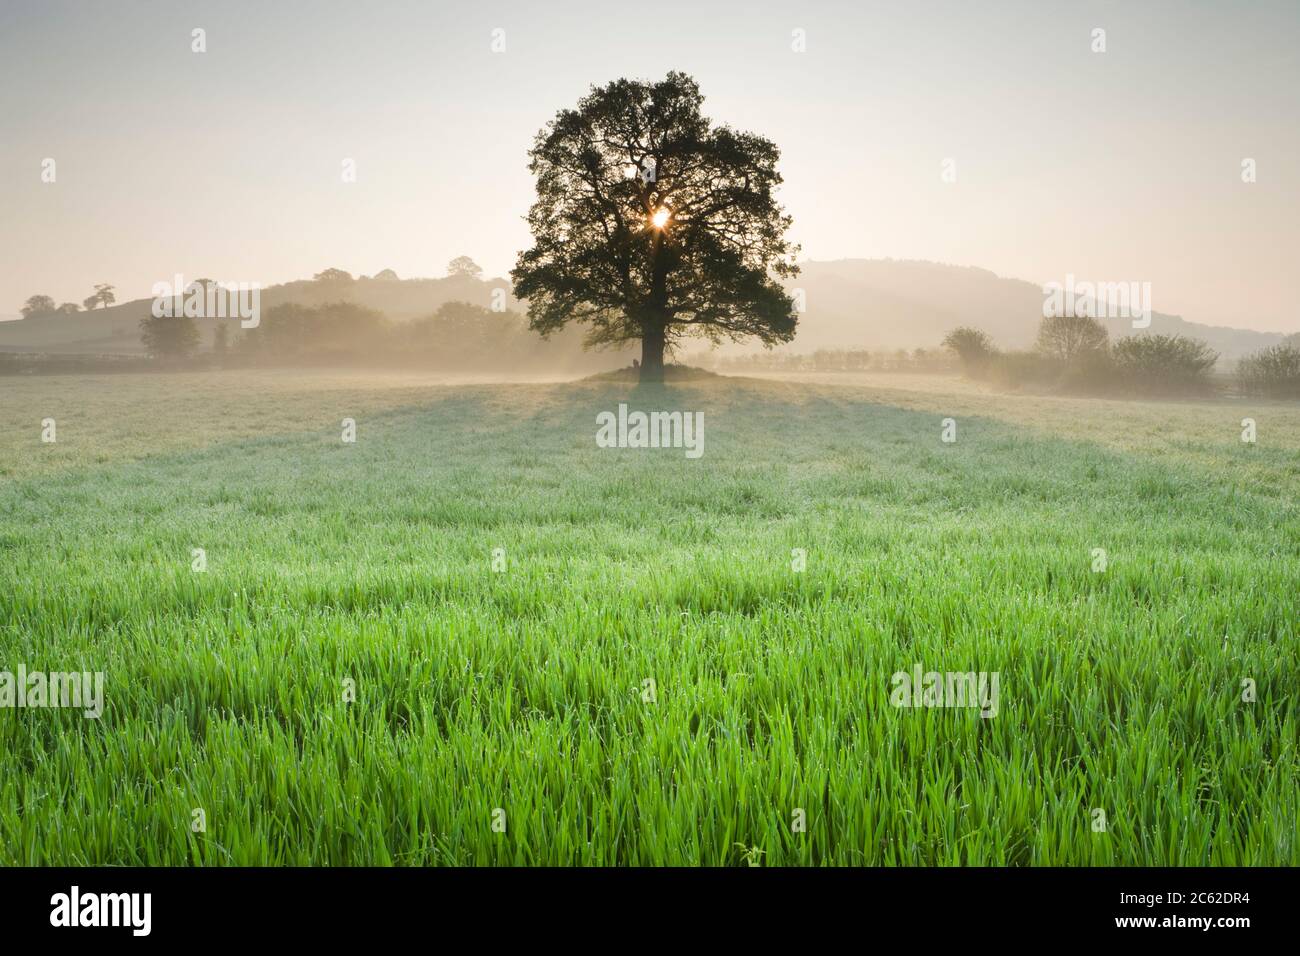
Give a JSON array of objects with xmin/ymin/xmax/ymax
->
[{"xmin": 1, "ymin": 369, "xmax": 1296, "ymax": 865}]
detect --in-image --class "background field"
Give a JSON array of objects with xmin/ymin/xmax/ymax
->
[{"xmin": 1, "ymin": 369, "xmax": 1296, "ymax": 865}]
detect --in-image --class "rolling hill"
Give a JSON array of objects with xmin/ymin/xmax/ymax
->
[
  {"xmin": 1, "ymin": 261, "xmax": 1287, "ymax": 363},
  {"xmin": 780, "ymin": 260, "xmax": 1287, "ymax": 362},
  {"xmin": 0, "ymin": 272, "xmax": 522, "ymax": 355}
]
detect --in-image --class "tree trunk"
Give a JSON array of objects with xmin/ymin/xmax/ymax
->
[{"xmin": 640, "ymin": 323, "xmax": 666, "ymax": 383}]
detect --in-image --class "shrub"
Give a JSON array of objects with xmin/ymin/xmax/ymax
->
[
  {"xmin": 139, "ymin": 312, "xmax": 201, "ymax": 360},
  {"xmin": 1035, "ymin": 314, "xmax": 1109, "ymax": 363},
  {"xmin": 1236, "ymin": 344, "xmax": 1300, "ymax": 398},
  {"xmin": 985, "ymin": 350, "xmax": 1062, "ymax": 391},
  {"xmin": 404, "ymin": 301, "xmax": 530, "ymax": 363},
  {"xmin": 1111, "ymin": 334, "xmax": 1218, "ymax": 396},
  {"xmin": 942, "ymin": 326, "xmax": 998, "ymax": 377},
  {"xmin": 1057, "ymin": 346, "xmax": 1119, "ymax": 393}
]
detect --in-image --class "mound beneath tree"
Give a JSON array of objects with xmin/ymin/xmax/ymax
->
[{"xmin": 583, "ymin": 363, "xmax": 721, "ymax": 384}]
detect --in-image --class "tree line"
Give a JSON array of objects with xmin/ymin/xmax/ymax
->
[
  {"xmin": 137, "ymin": 298, "xmax": 572, "ymax": 371},
  {"xmin": 18, "ymin": 256, "xmax": 486, "ymax": 323},
  {"xmin": 943, "ymin": 314, "xmax": 1300, "ymax": 398},
  {"xmin": 20, "ymin": 285, "xmax": 117, "ymax": 316}
]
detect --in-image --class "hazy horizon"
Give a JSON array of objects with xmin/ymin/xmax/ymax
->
[{"xmin": 2, "ymin": 0, "xmax": 1298, "ymax": 333}]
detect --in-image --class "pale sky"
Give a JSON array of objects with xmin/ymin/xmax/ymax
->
[{"xmin": 2, "ymin": 0, "xmax": 1297, "ymax": 332}]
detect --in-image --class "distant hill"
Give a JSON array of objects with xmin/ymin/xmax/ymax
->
[
  {"xmin": 1, "ymin": 260, "xmax": 1288, "ymax": 363},
  {"xmin": 779, "ymin": 260, "xmax": 1287, "ymax": 363},
  {"xmin": 0, "ymin": 273, "xmax": 524, "ymax": 355}
]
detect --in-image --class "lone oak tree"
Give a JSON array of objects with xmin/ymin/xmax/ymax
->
[{"xmin": 511, "ymin": 72, "xmax": 800, "ymax": 383}]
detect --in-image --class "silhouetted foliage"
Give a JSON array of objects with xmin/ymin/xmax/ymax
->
[
  {"xmin": 84, "ymin": 283, "xmax": 116, "ymax": 309},
  {"xmin": 511, "ymin": 71, "xmax": 800, "ymax": 382}
]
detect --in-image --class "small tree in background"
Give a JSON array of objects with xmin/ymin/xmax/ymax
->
[
  {"xmin": 447, "ymin": 256, "xmax": 483, "ymax": 279},
  {"xmin": 942, "ymin": 326, "xmax": 997, "ymax": 376},
  {"xmin": 56, "ymin": 302, "xmax": 81, "ymax": 314},
  {"xmin": 1035, "ymin": 313, "xmax": 1108, "ymax": 363},
  {"xmin": 241, "ymin": 303, "xmax": 312, "ymax": 359},
  {"xmin": 20, "ymin": 295, "xmax": 56, "ymax": 318},
  {"xmin": 83, "ymin": 283, "xmax": 116, "ymax": 309},
  {"xmin": 313, "ymin": 268, "xmax": 353, "ymax": 283},
  {"xmin": 140, "ymin": 312, "xmax": 200, "ymax": 360},
  {"xmin": 1034, "ymin": 313, "xmax": 1113, "ymax": 392}
]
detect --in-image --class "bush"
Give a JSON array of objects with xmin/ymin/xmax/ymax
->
[
  {"xmin": 1057, "ymin": 346, "xmax": 1119, "ymax": 393},
  {"xmin": 959, "ymin": 328, "xmax": 1217, "ymax": 397},
  {"xmin": 942, "ymin": 326, "xmax": 998, "ymax": 377},
  {"xmin": 1236, "ymin": 344, "xmax": 1300, "ymax": 399},
  {"xmin": 404, "ymin": 301, "xmax": 528, "ymax": 362},
  {"xmin": 991, "ymin": 347, "xmax": 1118, "ymax": 396},
  {"xmin": 1111, "ymin": 334, "xmax": 1218, "ymax": 396},
  {"xmin": 985, "ymin": 350, "xmax": 1062, "ymax": 390},
  {"xmin": 239, "ymin": 302, "xmax": 390, "ymax": 361},
  {"xmin": 139, "ymin": 312, "xmax": 201, "ymax": 360},
  {"xmin": 1035, "ymin": 314, "xmax": 1108, "ymax": 363},
  {"xmin": 1028, "ymin": 313, "xmax": 1114, "ymax": 393}
]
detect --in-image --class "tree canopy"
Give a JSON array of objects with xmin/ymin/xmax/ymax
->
[
  {"xmin": 86, "ymin": 283, "xmax": 116, "ymax": 309},
  {"xmin": 447, "ymin": 256, "xmax": 483, "ymax": 279},
  {"xmin": 1035, "ymin": 313, "xmax": 1108, "ymax": 362},
  {"xmin": 511, "ymin": 71, "xmax": 799, "ymax": 381},
  {"xmin": 18, "ymin": 294, "xmax": 80, "ymax": 318},
  {"xmin": 21, "ymin": 295, "xmax": 56, "ymax": 318},
  {"xmin": 139, "ymin": 312, "xmax": 200, "ymax": 359}
]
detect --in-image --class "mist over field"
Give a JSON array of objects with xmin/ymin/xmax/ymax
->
[{"xmin": 0, "ymin": 2, "xmax": 1297, "ymax": 919}]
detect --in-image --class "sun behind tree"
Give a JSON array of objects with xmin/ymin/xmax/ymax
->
[{"xmin": 511, "ymin": 72, "xmax": 800, "ymax": 383}]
